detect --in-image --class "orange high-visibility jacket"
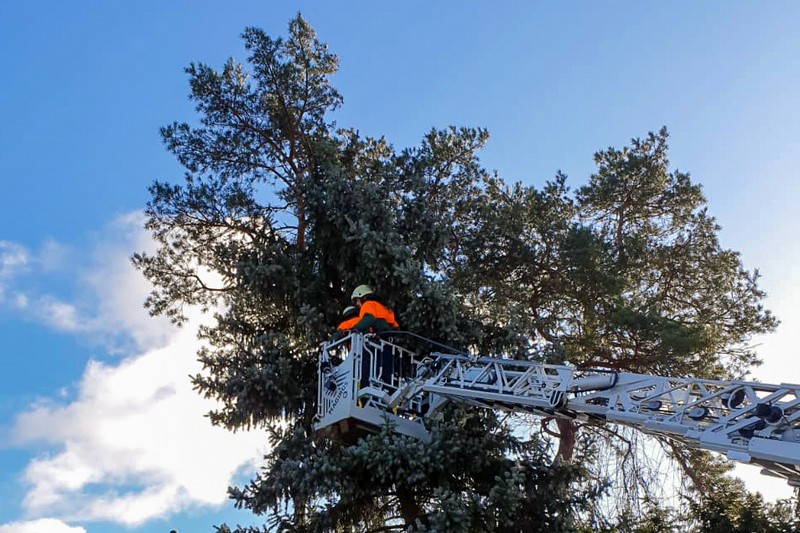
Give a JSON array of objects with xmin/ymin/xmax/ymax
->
[
  {"xmin": 353, "ymin": 300, "xmax": 399, "ymax": 333},
  {"xmin": 337, "ymin": 316, "xmax": 360, "ymax": 331}
]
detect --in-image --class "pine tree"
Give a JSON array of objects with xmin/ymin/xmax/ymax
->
[
  {"xmin": 134, "ymin": 15, "xmax": 602, "ymax": 531},
  {"xmin": 448, "ymin": 128, "xmax": 778, "ymax": 515}
]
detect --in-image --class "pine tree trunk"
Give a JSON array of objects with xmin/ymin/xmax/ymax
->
[
  {"xmin": 556, "ymin": 418, "xmax": 576, "ymax": 461},
  {"xmin": 397, "ymin": 485, "xmax": 421, "ymax": 530}
]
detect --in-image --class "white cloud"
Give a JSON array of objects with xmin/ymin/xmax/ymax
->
[
  {"xmin": 2, "ymin": 213, "xmax": 175, "ymax": 353},
  {"xmin": 0, "ymin": 518, "xmax": 86, "ymax": 533},
  {"xmin": 13, "ymin": 293, "xmax": 28, "ymax": 308},
  {"xmin": 38, "ymin": 239, "xmax": 72, "ymax": 273},
  {"xmin": 79, "ymin": 212, "xmax": 176, "ymax": 352},
  {"xmin": 14, "ymin": 315, "xmax": 266, "ymax": 525},
  {"xmin": 8, "ymin": 213, "xmax": 267, "ymax": 526},
  {"xmin": 0, "ymin": 241, "xmax": 28, "ymax": 278},
  {"xmin": 34, "ymin": 297, "xmax": 82, "ymax": 332},
  {"xmin": 0, "ymin": 241, "xmax": 29, "ymax": 302}
]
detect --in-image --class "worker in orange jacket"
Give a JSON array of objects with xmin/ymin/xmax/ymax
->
[
  {"xmin": 350, "ymin": 285, "xmax": 399, "ymax": 333},
  {"xmin": 350, "ymin": 285, "xmax": 399, "ymax": 387},
  {"xmin": 329, "ymin": 306, "xmax": 360, "ymax": 347},
  {"xmin": 337, "ymin": 305, "xmax": 360, "ymax": 331}
]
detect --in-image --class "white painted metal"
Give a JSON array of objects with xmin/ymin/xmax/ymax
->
[{"xmin": 314, "ymin": 333, "xmax": 800, "ymax": 485}]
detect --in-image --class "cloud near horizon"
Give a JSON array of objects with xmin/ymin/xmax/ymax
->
[
  {"xmin": 4, "ymin": 213, "xmax": 267, "ymax": 526},
  {"xmin": 0, "ymin": 518, "xmax": 87, "ymax": 533}
]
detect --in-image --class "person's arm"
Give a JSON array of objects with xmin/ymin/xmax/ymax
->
[
  {"xmin": 337, "ymin": 317, "xmax": 360, "ymax": 331},
  {"xmin": 352, "ymin": 301, "xmax": 378, "ymax": 332},
  {"xmin": 352, "ymin": 313, "xmax": 376, "ymax": 332}
]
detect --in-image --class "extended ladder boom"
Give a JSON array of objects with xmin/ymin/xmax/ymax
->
[{"xmin": 314, "ymin": 333, "xmax": 800, "ymax": 485}]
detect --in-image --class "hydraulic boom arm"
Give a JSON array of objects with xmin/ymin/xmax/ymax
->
[{"xmin": 314, "ymin": 333, "xmax": 800, "ymax": 485}]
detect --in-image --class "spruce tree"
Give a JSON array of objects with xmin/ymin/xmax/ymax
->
[{"xmin": 135, "ymin": 15, "xmax": 601, "ymax": 531}]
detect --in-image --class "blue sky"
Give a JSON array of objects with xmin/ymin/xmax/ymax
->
[{"xmin": 1, "ymin": 2, "xmax": 799, "ymax": 531}]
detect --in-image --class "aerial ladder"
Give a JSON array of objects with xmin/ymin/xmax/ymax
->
[{"xmin": 314, "ymin": 332, "xmax": 800, "ymax": 486}]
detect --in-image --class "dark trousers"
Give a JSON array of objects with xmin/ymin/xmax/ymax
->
[{"xmin": 359, "ymin": 342, "xmax": 395, "ymax": 389}]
